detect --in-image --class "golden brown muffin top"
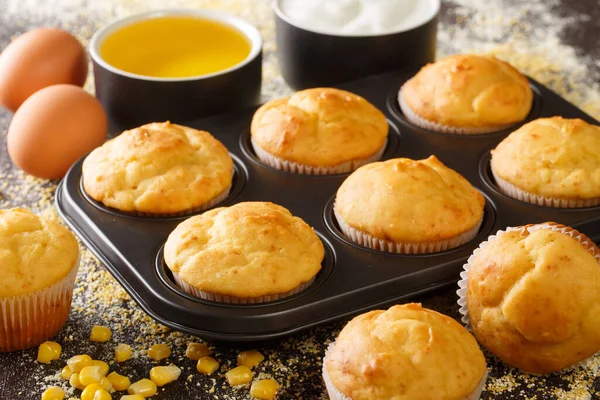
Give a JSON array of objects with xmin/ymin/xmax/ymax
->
[
  {"xmin": 335, "ymin": 156, "xmax": 485, "ymax": 243},
  {"xmin": 401, "ymin": 54, "xmax": 532, "ymax": 129},
  {"xmin": 491, "ymin": 117, "xmax": 600, "ymax": 199},
  {"xmin": 164, "ymin": 202, "xmax": 324, "ymax": 298},
  {"xmin": 250, "ymin": 88, "xmax": 388, "ymax": 167},
  {"xmin": 82, "ymin": 122, "xmax": 233, "ymax": 215},
  {"xmin": 467, "ymin": 223, "xmax": 600, "ymax": 373},
  {"xmin": 0, "ymin": 208, "xmax": 79, "ymax": 297},
  {"xmin": 326, "ymin": 303, "xmax": 486, "ymax": 400}
]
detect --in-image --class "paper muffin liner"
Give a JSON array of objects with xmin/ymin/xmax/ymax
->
[
  {"xmin": 334, "ymin": 205, "xmax": 482, "ymax": 254},
  {"xmin": 322, "ymin": 342, "xmax": 488, "ymax": 400},
  {"xmin": 398, "ymin": 88, "xmax": 515, "ymax": 135},
  {"xmin": 172, "ymin": 272, "xmax": 316, "ymax": 304},
  {"xmin": 492, "ymin": 170, "xmax": 600, "ymax": 208},
  {"xmin": 251, "ymin": 137, "xmax": 387, "ymax": 176},
  {"xmin": 0, "ymin": 255, "xmax": 80, "ymax": 352},
  {"xmin": 457, "ymin": 223, "xmax": 600, "ymax": 374}
]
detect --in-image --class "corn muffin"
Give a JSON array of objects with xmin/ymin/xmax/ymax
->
[
  {"xmin": 323, "ymin": 303, "xmax": 487, "ymax": 400},
  {"xmin": 250, "ymin": 88, "xmax": 388, "ymax": 175},
  {"xmin": 491, "ymin": 117, "xmax": 600, "ymax": 208},
  {"xmin": 82, "ymin": 121, "xmax": 233, "ymax": 216},
  {"xmin": 0, "ymin": 208, "xmax": 79, "ymax": 352},
  {"xmin": 164, "ymin": 202, "xmax": 324, "ymax": 303},
  {"xmin": 458, "ymin": 222, "xmax": 600, "ymax": 374},
  {"xmin": 399, "ymin": 54, "xmax": 533, "ymax": 134},
  {"xmin": 334, "ymin": 156, "xmax": 485, "ymax": 254}
]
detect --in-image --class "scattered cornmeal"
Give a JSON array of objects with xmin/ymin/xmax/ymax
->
[
  {"xmin": 250, "ymin": 379, "xmax": 280, "ymax": 400},
  {"xmin": 69, "ymin": 372, "xmax": 85, "ymax": 390},
  {"xmin": 90, "ymin": 325, "xmax": 112, "ymax": 342},
  {"xmin": 185, "ymin": 342, "xmax": 210, "ymax": 360},
  {"xmin": 115, "ymin": 343, "xmax": 132, "ymax": 362},
  {"xmin": 60, "ymin": 365, "xmax": 73, "ymax": 380},
  {"xmin": 226, "ymin": 365, "xmax": 253, "ymax": 386},
  {"xmin": 41, "ymin": 386, "xmax": 64, "ymax": 400},
  {"xmin": 107, "ymin": 371, "xmax": 131, "ymax": 391},
  {"xmin": 67, "ymin": 354, "xmax": 93, "ymax": 372},
  {"xmin": 147, "ymin": 343, "xmax": 171, "ymax": 360},
  {"xmin": 237, "ymin": 350, "xmax": 264, "ymax": 369},
  {"xmin": 37, "ymin": 341, "xmax": 62, "ymax": 364},
  {"xmin": 196, "ymin": 356, "xmax": 219, "ymax": 375},
  {"xmin": 150, "ymin": 365, "xmax": 182, "ymax": 386},
  {"xmin": 127, "ymin": 378, "xmax": 158, "ymax": 397},
  {"xmin": 92, "ymin": 360, "xmax": 110, "ymax": 376}
]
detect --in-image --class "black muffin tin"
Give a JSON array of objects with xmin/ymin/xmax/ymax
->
[{"xmin": 56, "ymin": 69, "xmax": 600, "ymax": 342}]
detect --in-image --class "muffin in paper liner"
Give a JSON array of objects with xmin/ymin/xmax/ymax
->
[
  {"xmin": 322, "ymin": 342, "xmax": 489, "ymax": 400},
  {"xmin": 172, "ymin": 272, "xmax": 315, "ymax": 304},
  {"xmin": 334, "ymin": 205, "xmax": 483, "ymax": 254},
  {"xmin": 492, "ymin": 169, "xmax": 600, "ymax": 208},
  {"xmin": 251, "ymin": 137, "xmax": 387, "ymax": 176},
  {"xmin": 398, "ymin": 88, "xmax": 515, "ymax": 135},
  {"xmin": 0, "ymin": 256, "xmax": 79, "ymax": 352},
  {"xmin": 457, "ymin": 222, "xmax": 600, "ymax": 375}
]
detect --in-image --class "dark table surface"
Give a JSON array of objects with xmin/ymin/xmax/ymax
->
[{"xmin": 0, "ymin": 0, "xmax": 599, "ymax": 399}]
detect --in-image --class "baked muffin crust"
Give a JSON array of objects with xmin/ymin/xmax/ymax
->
[
  {"xmin": 164, "ymin": 202, "xmax": 324, "ymax": 298},
  {"xmin": 250, "ymin": 88, "xmax": 388, "ymax": 167},
  {"xmin": 82, "ymin": 121, "xmax": 233, "ymax": 215},
  {"xmin": 0, "ymin": 208, "xmax": 78, "ymax": 297},
  {"xmin": 491, "ymin": 117, "xmax": 600, "ymax": 200},
  {"xmin": 335, "ymin": 156, "xmax": 484, "ymax": 244},
  {"xmin": 325, "ymin": 303, "xmax": 486, "ymax": 400},
  {"xmin": 400, "ymin": 54, "xmax": 532, "ymax": 130}
]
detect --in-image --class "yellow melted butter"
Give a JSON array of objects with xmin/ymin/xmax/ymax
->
[{"xmin": 100, "ymin": 16, "xmax": 252, "ymax": 78}]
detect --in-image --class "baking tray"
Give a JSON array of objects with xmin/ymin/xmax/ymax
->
[{"xmin": 55, "ymin": 69, "xmax": 600, "ymax": 342}]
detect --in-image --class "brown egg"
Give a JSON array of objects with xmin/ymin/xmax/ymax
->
[
  {"xmin": 0, "ymin": 28, "xmax": 88, "ymax": 112},
  {"xmin": 7, "ymin": 84, "xmax": 107, "ymax": 179}
]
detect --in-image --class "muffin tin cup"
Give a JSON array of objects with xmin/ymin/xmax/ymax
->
[
  {"xmin": 0, "ymin": 256, "xmax": 80, "ymax": 352},
  {"xmin": 398, "ymin": 87, "xmax": 517, "ymax": 135},
  {"xmin": 171, "ymin": 272, "xmax": 317, "ymax": 304},
  {"xmin": 492, "ymin": 170, "xmax": 600, "ymax": 209},
  {"xmin": 250, "ymin": 137, "xmax": 387, "ymax": 175},
  {"xmin": 322, "ymin": 342, "xmax": 488, "ymax": 400},
  {"xmin": 334, "ymin": 206, "xmax": 483, "ymax": 254},
  {"xmin": 457, "ymin": 223, "xmax": 600, "ymax": 374}
]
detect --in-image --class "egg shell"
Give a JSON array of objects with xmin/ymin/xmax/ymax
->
[
  {"xmin": 7, "ymin": 84, "xmax": 107, "ymax": 180},
  {"xmin": 0, "ymin": 28, "xmax": 88, "ymax": 112}
]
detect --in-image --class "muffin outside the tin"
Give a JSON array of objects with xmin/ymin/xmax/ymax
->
[
  {"xmin": 323, "ymin": 303, "xmax": 488, "ymax": 400},
  {"xmin": 0, "ymin": 208, "xmax": 80, "ymax": 351},
  {"xmin": 334, "ymin": 156, "xmax": 485, "ymax": 254},
  {"xmin": 399, "ymin": 54, "xmax": 533, "ymax": 134},
  {"xmin": 457, "ymin": 222, "xmax": 600, "ymax": 374},
  {"xmin": 250, "ymin": 87, "xmax": 388, "ymax": 175},
  {"xmin": 82, "ymin": 121, "xmax": 233, "ymax": 217},
  {"xmin": 490, "ymin": 117, "xmax": 600, "ymax": 208},
  {"xmin": 164, "ymin": 201, "xmax": 324, "ymax": 304}
]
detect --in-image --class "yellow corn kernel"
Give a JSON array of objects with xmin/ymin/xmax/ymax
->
[
  {"xmin": 149, "ymin": 365, "xmax": 181, "ymax": 387},
  {"xmin": 250, "ymin": 379, "xmax": 280, "ymax": 400},
  {"xmin": 237, "ymin": 350, "xmax": 264, "ymax": 369},
  {"xmin": 37, "ymin": 341, "xmax": 62, "ymax": 364},
  {"xmin": 147, "ymin": 344, "xmax": 171, "ymax": 361},
  {"xmin": 100, "ymin": 376, "xmax": 113, "ymax": 392},
  {"xmin": 93, "ymin": 389, "xmax": 112, "ymax": 400},
  {"xmin": 41, "ymin": 386, "xmax": 65, "ymax": 400},
  {"xmin": 185, "ymin": 343, "xmax": 210, "ymax": 360},
  {"xmin": 127, "ymin": 379, "xmax": 157, "ymax": 397},
  {"xmin": 225, "ymin": 365, "xmax": 253, "ymax": 386},
  {"xmin": 90, "ymin": 325, "xmax": 112, "ymax": 342},
  {"xmin": 69, "ymin": 372, "xmax": 85, "ymax": 390},
  {"xmin": 196, "ymin": 356, "xmax": 219, "ymax": 375},
  {"xmin": 115, "ymin": 344, "xmax": 132, "ymax": 362},
  {"xmin": 67, "ymin": 354, "xmax": 93, "ymax": 372},
  {"xmin": 107, "ymin": 371, "xmax": 131, "ymax": 391},
  {"xmin": 120, "ymin": 395, "xmax": 145, "ymax": 400},
  {"xmin": 81, "ymin": 383, "xmax": 103, "ymax": 400},
  {"xmin": 92, "ymin": 360, "xmax": 110, "ymax": 377},
  {"xmin": 60, "ymin": 365, "xmax": 73, "ymax": 380},
  {"xmin": 79, "ymin": 365, "xmax": 103, "ymax": 386}
]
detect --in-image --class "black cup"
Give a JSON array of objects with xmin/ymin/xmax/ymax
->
[
  {"xmin": 90, "ymin": 9, "xmax": 263, "ymax": 134},
  {"xmin": 274, "ymin": 0, "xmax": 439, "ymax": 90}
]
